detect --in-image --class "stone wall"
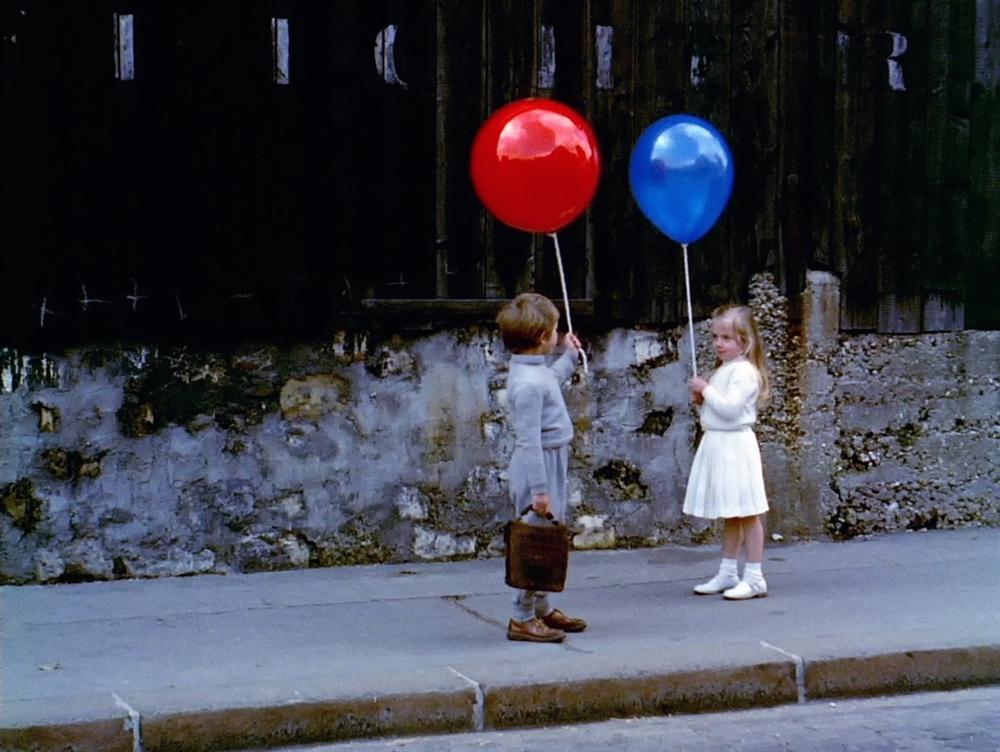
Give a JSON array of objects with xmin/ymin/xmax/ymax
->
[
  {"xmin": 2, "ymin": 275, "xmax": 997, "ymax": 583},
  {"xmin": 824, "ymin": 331, "xmax": 999, "ymax": 537}
]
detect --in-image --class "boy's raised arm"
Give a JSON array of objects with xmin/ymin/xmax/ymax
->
[{"xmin": 549, "ymin": 335, "xmax": 581, "ymax": 383}]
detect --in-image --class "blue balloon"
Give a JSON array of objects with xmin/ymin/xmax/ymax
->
[{"xmin": 629, "ymin": 115, "xmax": 734, "ymax": 244}]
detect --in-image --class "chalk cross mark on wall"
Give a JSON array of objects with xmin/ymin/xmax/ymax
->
[
  {"xmin": 37, "ymin": 297, "xmax": 51, "ymax": 328},
  {"xmin": 79, "ymin": 285, "xmax": 111, "ymax": 312},
  {"xmin": 126, "ymin": 280, "xmax": 147, "ymax": 311}
]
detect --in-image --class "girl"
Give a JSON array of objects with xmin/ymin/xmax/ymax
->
[{"xmin": 684, "ymin": 304, "xmax": 772, "ymax": 600}]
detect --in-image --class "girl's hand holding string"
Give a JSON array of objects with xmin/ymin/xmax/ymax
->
[{"xmin": 689, "ymin": 375, "xmax": 708, "ymax": 405}]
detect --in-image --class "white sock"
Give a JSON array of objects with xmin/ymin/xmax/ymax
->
[
  {"xmin": 720, "ymin": 558, "xmax": 739, "ymax": 578},
  {"xmin": 744, "ymin": 562, "xmax": 764, "ymax": 582}
]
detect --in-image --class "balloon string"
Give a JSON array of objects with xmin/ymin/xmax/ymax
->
[
  {"xmin": 548, "ymin": 232, "xmax": 588, "ymax": 374},
  {"xmin": 682, "ymin": 242, "xmax": 698, "ymax": 379}
]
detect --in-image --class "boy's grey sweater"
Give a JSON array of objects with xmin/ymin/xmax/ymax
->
[{"xmin": 506, "ymin": 350, "xmax": 577, "ymax": 496}]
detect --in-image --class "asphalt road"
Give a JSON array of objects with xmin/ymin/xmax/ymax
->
[{"xmin": 272, "ymin": 686, "xmax": 1000, "ymax": 752}]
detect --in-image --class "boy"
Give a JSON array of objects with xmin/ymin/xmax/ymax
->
[{"xmin": 496, "ymin": 292, "xmax": 587, "ymax": 643}]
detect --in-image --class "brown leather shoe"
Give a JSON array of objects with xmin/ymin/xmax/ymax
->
[
  {"xmin": 507, "ymin": 617, "xmax": 566, "ymax": 643},
  {"xmin": 540, "ymin": 609, "xmax": 587, "ymax": 633}
]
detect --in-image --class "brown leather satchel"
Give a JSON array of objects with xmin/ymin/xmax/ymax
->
[{"xmin": 504, "ymin": 506, "xmax": 571, "ymax": 592}]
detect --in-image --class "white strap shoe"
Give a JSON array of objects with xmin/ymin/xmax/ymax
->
[
  {"xmin": 723, "ymin": 578, "xmax": 768, "ymax": 600},
  {"xmin": 693, "ymin": 572, "xmax": 740, "ymax": 595}
]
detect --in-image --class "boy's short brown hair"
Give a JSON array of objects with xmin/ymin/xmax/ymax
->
[{"xmin": 496, "ymin": 293, "xmax": 559, "ymax": 352}]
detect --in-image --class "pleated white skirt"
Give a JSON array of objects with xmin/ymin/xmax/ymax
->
[{"xmin": 683, "ymin": 428, "xmax": 769, "ymax": 519}]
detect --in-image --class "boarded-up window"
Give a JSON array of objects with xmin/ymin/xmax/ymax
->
[{"xmin": 1, "ymin": 1, "xmax": 996, "ymax": 347}]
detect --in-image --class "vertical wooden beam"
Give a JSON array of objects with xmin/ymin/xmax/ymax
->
[
  {"xmin": 685, "ymin": 0, "xmax": 733, "ymax": 311},
  {"xmin": 434, "ymin": 1, "xmax": 483, "ymax": 300},
  {"xmin": 731, "ymin": 0, "xmax": 780, "ymax": 304},
  {"xmin": 967, "ymin": 0, "xmax": 1000, "ymax": 328},
  {"xmin": 776, "ymin": 0, "xmax": 811, "ymax": 299},
  {"xmin": 527, "ymin": 0, "xmax": 546, "ymax": 295},
  {"xmin": 590, "ymin": 0, "xmax": 639, "ymax": 322},
  {"xmin": 938, "ymin": 0, "xmax": 976, "ymax": 327},
  {"xmin": 535, "ymin": 0, "xmax": 588, "ymax": 304},
  {"xmin": 480, "ymin": 2, "xmax": 499, "ymax": 298},
  {"xmin": 809, "ymin": 0, "xmax": 838, "ymax": 275},
  {"xmin": 632, "ymin": 0, "xmax": 686, "ymax": 323},
  {"xmin": 583, "ymin": 4, "xmax": 597, "ymax": 301},
  {"xmin": 435, "ymin": 4, "xmax": 450, "ymax": 298},
  {"xmin": 481, "ymin": 0, "xmax": 537, "ymax": 299},
  {"xmin": 369, "ymin": 1, "xmax": 437, "ymax": 300},
  {"xmin": 836, "ymin": 0, "xmax": 879, "ymax": 331},
  {"xmin": 877, "ymin": 0, "xmax": 924, "ymax": 333},
  {"xmin": 534, "ymin": 1, "xmax": 554, "ymax": 304},
  {"xmin": 941, "ymin": 0, "xmax": 976, "ymax": 306},
  {"xmin": 907, "ymin": 1, "xmax": 933, "ymax": 331},
  {"xmin": 920, "ymin": 0, "xmax": 965, "ymax": 331}
]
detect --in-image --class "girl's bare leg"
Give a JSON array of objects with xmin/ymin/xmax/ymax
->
[
  {"xmin": 721, "ymin": 517, "xmax": 743, "ymax": 559},
  {"xmin": 722, "ymin": 515, "xmax": 767, "ymax": 598},
  {"xmin": 741, "ymin": 515, "xmax": 765, "ymax": 563},
  {"xmin": 693, "ymin": 518, "xmax": 743, "ymax": 594}
]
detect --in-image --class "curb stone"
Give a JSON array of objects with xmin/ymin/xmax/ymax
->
[
  {"xmin": 4, "ymin": 647, "xmax": 999, "ymax": 752},
  {"xmin": 0, "ymin": 690, "xmax": 477, "ymax": 752},
  {"xmin": 805, "ymin": 645, "xmax": 1000, "ymax": 699}
]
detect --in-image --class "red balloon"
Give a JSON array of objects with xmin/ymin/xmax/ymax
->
[{"xmin": 470, "ymin": 98, "xmax": 601, "ymax": 233}]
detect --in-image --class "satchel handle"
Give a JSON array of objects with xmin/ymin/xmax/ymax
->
[{"xmin": 519, "ymin": 505, "xmax": 560, "ymax": 525}]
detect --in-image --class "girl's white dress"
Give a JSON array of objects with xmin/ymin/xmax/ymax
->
[{"xmin": 683, "ymin": 357, "xmax": 769, "ymax": 519}]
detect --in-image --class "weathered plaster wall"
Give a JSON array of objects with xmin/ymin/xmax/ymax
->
[
  {"xmin": 824, "ymin": 330, "xmax": 999, "ymax": 536},
  {"xmin": 2, "ymin": 275, "xmax": 997, "ymax": 583}
]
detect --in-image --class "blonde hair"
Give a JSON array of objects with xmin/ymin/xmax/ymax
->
[
  {"xmin": 496, "ymin": 293, "xmax": 560, "ymax": 352},
  {"xmin": 711, "ymin": 304, "xmax": 771, "ymax": 405}
]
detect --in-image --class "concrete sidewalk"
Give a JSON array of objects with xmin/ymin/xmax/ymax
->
[{"xmin": 2, "ymin": 528, "xmax": 999, "ymax": 752}]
